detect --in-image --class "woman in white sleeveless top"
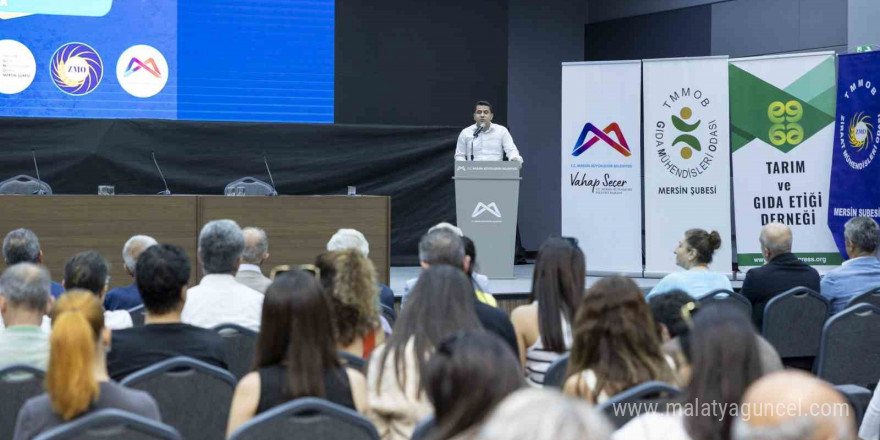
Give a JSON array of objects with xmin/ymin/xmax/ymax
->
[{"xmin": 511, "ymin": 237, "xmax": 584, "ymax": 387}]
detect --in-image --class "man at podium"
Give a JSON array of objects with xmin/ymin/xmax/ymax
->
[{"xmin": 454, "ymin": 101, "xmax": 524, "ymax": 163}]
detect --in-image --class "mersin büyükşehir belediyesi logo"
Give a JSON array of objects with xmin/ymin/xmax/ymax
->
[
  {"xmin": 571, "ymin": 122, "xmax": 631, "ymax": 157},
  {"xmin": 116, "ymin": 45, "xmax": 169, "ymax": 98},
  {"xmin": 51, "ymin": 42, "xmax": 103, "ymax": 95}
]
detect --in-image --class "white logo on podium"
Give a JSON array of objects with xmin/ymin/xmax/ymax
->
[{"xmin": 472, "ymin": 202, "xmax": 501, "ymax": 218}]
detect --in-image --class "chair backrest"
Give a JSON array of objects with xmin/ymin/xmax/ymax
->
[
  {"xmin": 0, "ymin": 364, "xmax": 46, "ymax": 440},
  {"xmin": 0, "ymin": 175, "xmax": 52, "ymax": 195},
  {"xmin": 596, "ymin": 381, "xmax": 682, "ymax": 429},
  {"xmin": 815, "ymin": 303, "xmax": 880, "ymax": 387},
  {"xmin": 212, "ymin": 323, "xmax": 258, "ymax": 380},
  {"xmin": 338, "ymin": 352, "xmax": 367, "ymax": 373},
  {"xmin": 762, "ymin": 287, "xmax": 829, "ymax": 358},
  {"xmin": 834, "ymin": 384, "xmax": 872, "ymax": 427},
  {"xmin": 699, "ymin": 289, "xmax": 752, "ymax": 318},
  {"xmin": 129, "ymin": 305, "xmax": 146, "ymax": 327},
  {"xmin": 409, "ymin": 415, "xmax": 435, "ymax": 440},
  {"xmin": 847, "ymin": 286, "xmax": 880, "ymax": 310},
  {"xmin": 120, "ymin": 356, "xmax": 237, "ymax": 440},
  {"xmin": 228, "ymin": 397, "xmax": 380, "ymax": 440},
  {"xmin": 224, "ymin": 177, "xmax": 275, "ymax": 196},
  {"xmin": 380, "ymin": 304, "xmax": 396, "ymax": 328},
  {"xmin": 33, "ymin": 409, "xmax": 182, "ymax": 440},
  {"xmin": 542, "ymin": 353, "xmax": 570, "ymax": 388}
]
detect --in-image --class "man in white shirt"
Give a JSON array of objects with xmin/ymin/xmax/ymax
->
[
  {"xmin": 454, "ymin": 101, "xmax": 524, "ymax": 163},
  {"xmin": 235, "ymin": 226, "xmax": 272, "ymax": 293},
  {"xmin": 182, "ymin": 219, "xmax": 263, "ymax": 332}
]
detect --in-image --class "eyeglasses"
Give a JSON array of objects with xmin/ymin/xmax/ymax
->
[{"xmin": 269, "ymin": 264, "xmax": 321, "ymax": 280}]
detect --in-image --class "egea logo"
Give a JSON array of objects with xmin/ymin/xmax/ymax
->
[
  {"xmin": 116, "ymin": 45, "xmax": 168, "ymax": 98},
  {"xmin": 50, "ymin": 42, "xmax": 103, "ymax": 96},
  {"xmin": 472, "ymin": 202, "xmax": 501, "ymax": 218},
  {"xmin": 571, "ymin": 122, "xmax": 630, "ymax": 157},
  {"xmin": 839, "ymin": 79, "xmax": 879, "ymax": 171}
]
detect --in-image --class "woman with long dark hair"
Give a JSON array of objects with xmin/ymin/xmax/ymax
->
[
  {"xmin": 226, "ymin": 270, "xmax": 367, "ymax": 436},
  {"xmin": 511, "ymin": 237, "xmax": 584, "ymax": 386},
  {"xmin": 367, "ymin": 265, "xmax": 483, "ymax": 440},
  {"xmin": 564, "ymin": 276, "xmax": 678, "ymax": 403},
  {"xmin": 422, "ymin": 332, "xmax": 524, "ymax": 440},
  {"xmin": 613, "ymin": 305, "xmax": 765, "ymax": 440}
]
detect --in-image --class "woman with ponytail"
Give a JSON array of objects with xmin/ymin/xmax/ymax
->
[
  {"xmin": 13, "ymin": 291, "xmax": 159, "ymax": 440},
  {"xmin": 647, "ymin": 228, "xmax": 733, "ymax": 299}
]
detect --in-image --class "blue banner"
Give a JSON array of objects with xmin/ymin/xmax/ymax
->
[{"xmin": 828, "ymin": 52, "xmax": 880, "ymax": 258}]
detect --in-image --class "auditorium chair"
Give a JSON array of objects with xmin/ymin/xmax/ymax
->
[
  {"xmin": 699, "ymin": 289, "xmax": 752, "ymax": 318},
  {"xmin": 846, "ymin": 286, "xmax": 880, "ymax": 310},
  {"xmin": 762, "ymin": 287, "xmax": 829, "ymax": 370},
  {"xmin": 32, "ymin": 409, "xmax": 182, "ymax": 440},
  {"xmin": 212, "ymin": 323, "xmax": 258, "ymax": 380},
  {"xmin": 339, "ymin": 352, "xmax": 368, "ymax": 373},
  {"xmin": 228, "ymin": 397, "xmax": 380, "ymax": 440},
  {"xmin": 224, "ymin": 177, "xmax": 276, "ymax": 196},
  {"xmin": 0, "ymin": 175, "xmax": 52, "ymax": 195},
  {"xmin": 596, "ymin": 381, "xmax": 682, "ymax": 429},
  {"xmin": 834, "ymin": 384, "xmax": 873, "ymax": 426},
  {"xmin": 410, "ymin": 416, "xmax": 435, "ymax": 440},
  {"xmin": 128, "ymin": 305, "xmax": 146, "ymax": 327},
  {"xmin": 815, "ymin": 303, "xmax": 880, "ymax": 388},
  {"xmin": 543, "ymin": 353, "xmax": 570, "ymax": 388},
  {"xmin": 0, "ymin": 364, "xmax": 45, "ymax": 440},
  {"xmin": 121, "ymin": 356, "xmax": 237, "ymax": 440}
]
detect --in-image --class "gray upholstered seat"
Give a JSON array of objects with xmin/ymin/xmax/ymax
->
[
  {"xmin": 128, "ymin": 305, "xmax": 146, "ymax": 327},
  {"xmin": 228, "ymin": 397, "xmax": 380, "ymax": 440},
  {"xmin": 699, "ymin": 289, "xmax": 752, "ymax": 318},
  {"xmin": 815, "ymin": 303, "xmax": 880, "ymax": 387},
  {"xmin": 847, "ymin": 286, "xmax": 880, "ymax": 310},
  {"xmin": 834, "ymin": 384, "xmax": 873, "ymax": 426},
  {"xmin": 32, "ymin": 409, "xmax": 182, "ymax": 440},
  {"xmin": 212, "ymin": 323, "xmax": 258, "ymax": 380},
  {"xmin": 543, "ymin": 352, "xmax": 570, "ymax": 388},
  {"xmin": 1, "ymin": 364, "xmax": 45, "ymax": 440},
  {"xmin": 0, "ymin": 175, "xmax": 52, "ymax": 195},
  {"xmin": 596, "ymin": 381, "xmax": 682, "ymax": 429},
  {"xmin": 762, "ymin": 287, "xmax": 829, "ymax": 358},
  {"xmin": 410, "ymin": 415, "xmax": 435, "ymax": 440}
]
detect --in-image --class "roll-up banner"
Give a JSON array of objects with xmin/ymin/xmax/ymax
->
[
  {"xmin": 828, "ymin": 52, "xmax": 880, "ymax": 258},
  {"xmin": 730, "ymin": 52, "xmax": 841, "ymax": 272},
  {"xmin": 561, "ymin": 60, "xmax": 643, "ymax": 276},
  {"xmin": 643, "ymin": 56, "xmax": 732, "ymax": 277}
]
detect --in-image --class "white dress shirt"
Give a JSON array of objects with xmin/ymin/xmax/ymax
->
[
  {"xmin": 454, "ymin": 123, "xmax": 522, "ymax": 162},
  {"xmin": 181, "ymin": 274, "xmax": 264, "ymax": 332}
]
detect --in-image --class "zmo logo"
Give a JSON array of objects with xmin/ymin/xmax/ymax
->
[{"xmin": 472, "ymin": 202, "xmax": 501, "ymax": 218}]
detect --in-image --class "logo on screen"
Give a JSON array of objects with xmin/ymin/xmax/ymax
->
[
  {"xmin": 50, "ymin": 42, "xmax": 103, "ymax": 96},
  {"xmin": 571, "ymin": 122, "xmax": 631, "ymax": 157},
  {"xmin": 0, "ymin": 39, "xmax": 36, "ymax": 95},
  {"xmin": 472, "ymin": 202, "xmax": 501, "ymax": 218},
  {"xmin": 116, "ymin": 45, "xmax": 168, "ymax": 98}
]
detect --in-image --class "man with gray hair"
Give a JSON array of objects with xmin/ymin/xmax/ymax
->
[
  {"xmin": 3, "ymin": 228, "xmax": 64, "ymax": 298},
  {"xmin": 0, "ymin": 263, "xmax": 52, "ymax": 369},
  {"xmin": 732, "ymin": 371, "xmax": 854, "ymax": 440},
  {"xmin": 104, "ymin": 235, "xmax": 158, "ymax": 311},
  {"xmin": 182, "ymin": 220, "xmax": 263, "ymax": 331},
  {"xmin": 235, "ymin": 227, "xmax": 272, "ymax": 293},
  {"xmin": 326, "ymin": 228, "xmax": 394, "ymax": 310},
  {"xmin": 821, "ymin": 217, "xmax": 880, "ymax": 313},
  {"xmin": 739, "ymin": 223, "xmax": 820, "ymax": 328}
]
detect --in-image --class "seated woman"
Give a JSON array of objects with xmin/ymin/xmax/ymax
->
[
  {"xmin": 226, "ymin": 271, "xmax": 368, "ymax": 436},
  {"xmin": 367, "ymin": 265, "xmax": 483, "ymax": 440},
  {"xmin": 613, "ymin": 305, "xmax": 766, "ymax": 440},
  {"xmin": 13, "ymin": 291, "xmax": 160, "ymax": 440},
  {"xmin": 563, "ymin": 276, "xmax": 679, "ymax": 403},
  {"xmin": 315, "ymin": 249, "xmax": 385, "ymax": 359},
  {"xmin": 462, "ymin": 236, "xmax": 496, "ymax": 306},
  {"xmin": 648, "ymin": 229, "xmax": 732, "ymax": 299},
  {"xmin": 422, "ymin": 332, "xmax": 523, "ymax": 440},
  {"xmin": 511, "ymin": 237, "xmax": 584, "ymax": 386}
]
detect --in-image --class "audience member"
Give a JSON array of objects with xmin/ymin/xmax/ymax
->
[
  {"xmin": 462, "ymin": 236, "xmax": 495, "ymax": 305},
  {"xmin": 422, "ymin": 332, "xmax": 524, "ymax": 440},
  {"xmin": 226, "ymin": 270, "xmax": 367, "ymax": 436},
  {"xmin": 429, "ymin": 222, "xmax": 463, "ymax": 236},
  {"xmin": 182, "ymin": 220, "xmax": 263, "ymax": 331},
  {"xmin": 3, "ymin": 229, "xmax": 64, "ymax": 298},
  {"xmin": 649, "ymin": 290, "xmax": 694, "ymax": 343},
  {"xmin": 564, "ymin": 276, "xmax": 679, "ymax": 403},
  {"xmin": 648, "ymin": 229, "xmax": 732, "ymax": 299},
  {"xmin": 739, "ymin": 223, "xmax": 820, "ymax": 327},
  {"xmin": 104, "ymin": 235, "xmax": 157, "ymax": 311},
  {"xmin": 367, "ymin": 265, "xmax": 483, "ymax": 440},
  {"xmin": 327, "ymin": 228, "xmax": 395, "ymax": 310},
  {"xmin": 0, "ymin": 264, "xmax": 52, "ymax": 369},
  {"xmin": 315, "ymin": 249, "xmax": 385, "ymax": 359},
  {"xmin": 62, "ymin": 251, "xmax": 132, "ymax": 330},
  {"xmin": 12, "ymin": 292, "xmax": 160, "ymax": 440},
  {"xmin": 732, "ymin": 371, "xmax": 855, "ymax": 440},
  {"xmin": 235, "ymin": 227, "xmax": 272, "ymax": 294},
  {"xmin": 511, "ymin": 237, "xmax": 584, "ymax": 386},
  {"xmin": 473, "ymin": 388, "xmax": 612, "ymax": 440},
  {"xmin": 404, "ymin": 229, "xmax": 518, "ymax": 355},
  {"xmin": 615, "ymin": 305, "xmax": 766, "ymax": 440},
  {"xmin": 861, "ymin": 379, "xmax": 880, "ymax": 440},
  {"xmin": 821, "ymin": 216, "xmax": 880, "ymax": 314},
  {"xmin": 107, "ymin": 244, "xmax": 228, "ymax": 381}
]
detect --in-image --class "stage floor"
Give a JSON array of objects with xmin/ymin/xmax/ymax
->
[{"xmin": 390, "ymin": 264, "xmax": 744, "ymax": 297}]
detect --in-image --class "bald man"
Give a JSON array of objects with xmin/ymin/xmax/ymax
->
[
  {"xmin": 234, "ymin": 227, "xmax": 271, "ymax": 293},
  {"xmin": 740, "ymin": 223, "xmax": 820, "ymax": 329},
  {"xmin": 733, "ymin": 371, "xmax": 855, "ymax": 440}
]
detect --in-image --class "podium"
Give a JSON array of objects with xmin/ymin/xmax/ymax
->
[{"xmin": 454, "ymin": 161, "xmax": 521, "ymax": 279}]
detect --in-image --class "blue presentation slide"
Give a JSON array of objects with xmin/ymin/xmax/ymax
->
[{"xmin": 0, "ymin": 0, "xmax": 334, "ymax": 123}]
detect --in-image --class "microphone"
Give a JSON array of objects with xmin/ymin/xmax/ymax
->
[
  {"xmin": 473, "ymin": 121, "xmax": 484, "ymax": 138},
  {"xmin": 31, "ymin": 150, "xmax": 46, "ymax": 195},
  {"xmin": 263, "ymin": 153, "xmax": 278, "ymax": 196},
  {"xmin": 151, "ymin": 151, "xmax": 171, "ymax": 195}
]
